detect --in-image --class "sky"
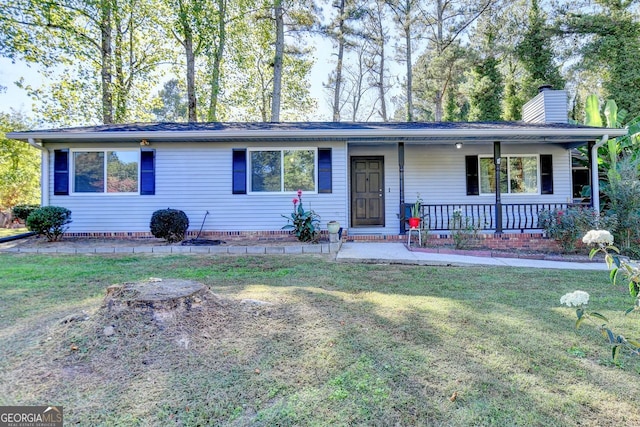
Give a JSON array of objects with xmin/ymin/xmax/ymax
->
[
  {"xmin": 0, "ymin": 57, "xmax": 41, "ymax": 116},
  {"xmin": 0, "ymin": 39, "xmax": 337, "ymax": 124}
]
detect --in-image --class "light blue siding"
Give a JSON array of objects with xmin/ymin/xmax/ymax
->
[
  {"xmin": 404, "ymin": 143, "xmax": 571, "ymax": 205},
  {"xmin": 44, "ymin": 139, "xmax": 573, "ymax": 235},
  {"xmin": 46, "ymin": 141, "xmax": 348, "ymax": 234}
]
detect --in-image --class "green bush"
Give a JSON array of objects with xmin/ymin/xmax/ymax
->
[
  {"xmin": 12, "ymin": 204, "xmax": 40, "ymax": 222},
  {"xmin": 150, "ymin": 208, "xmax": 189, "ymax": 243},
  {"xmin": 601, "ymin": 154, "xmax": 640, "ymax": 254},
  {"xmin": 538, "ymin": 206, "xmax": 617, "ymax": 253},
  {"xmin": 26, "ymin": 206, "xmax": 72, "ymax": 241}
]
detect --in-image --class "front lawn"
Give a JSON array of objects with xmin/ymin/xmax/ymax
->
[{"xmin": 0, "ymin": 253, "xmax": 638, "ymax": 426}]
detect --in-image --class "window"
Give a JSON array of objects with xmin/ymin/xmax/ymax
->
[
  {"xmin": 72, "ymin": 150, "xmax": 139, "ymax": 194},
  {"xmin": 249, "ymin": 148, "xmax": 316, "ymax": 193},
  {"xmin": 479, "ymin": 155, "xmax": 539, "ymax": 195}
]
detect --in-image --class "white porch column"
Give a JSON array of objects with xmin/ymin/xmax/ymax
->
[
  {"xmin": 590, "ymin": 135, "xmax": 608, "ymax": 213},
  {"xmin": 28, "ymin": 138, "xmax": 48, "ymax": 206},
  {"xmin": 494, "ymin": 141, "xmax": 502, "ymax": 234}
]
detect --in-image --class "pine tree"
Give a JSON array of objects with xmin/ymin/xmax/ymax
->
[
  {"xmin": 468, "ymin": 56, "xmax": 503, "ymax": 121},
  {"xmin": 516, "ymin": 0, "xmax": 564, "ymax": 98}
]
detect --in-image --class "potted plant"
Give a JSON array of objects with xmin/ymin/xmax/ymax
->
[
  {"xmin": 408, "ymin": 194, "xmax": 422, "ymax": 229},
  {"xmin": 327, "ymin": 220, "xmax": 341, "ymax": 234}
]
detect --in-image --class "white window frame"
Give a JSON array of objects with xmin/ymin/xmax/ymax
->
[
  {"xmin": 247, "ymin": 147, "xmax": 318, "ymax": 194},
  {"xmin": 478, "ymin": 154, "xmax": 540, "ymax": 196},
  {"xmin": 70, "ymin": 148, "xmax": 140, "ymax": 195}
]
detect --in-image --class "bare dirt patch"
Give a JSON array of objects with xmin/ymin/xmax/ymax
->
[{"xmin": 9, "ymin": 277, "xmax": 296, "ymax": 422}]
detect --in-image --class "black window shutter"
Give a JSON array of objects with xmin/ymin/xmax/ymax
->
[
  {"xmin": 53, "ymin": 149, "xmax": 69, "ymax": 195},
  {"xmin": 140, "ymin": 149, "xmax": 156, "ymax": 195},
  {"xmin": 540, "ymin": 154, "xmax": 553, "ymax": 194},
  {"xmin": 465, "ymin": 155, "xmax": 479, "ymax": 196},
  {"xmin": 232, "ymin": 149, "xmax": 247, "ymax": 194},
  {"xmin": 318, "ymin": 148, "xmax": 332, "ymax": 193}
]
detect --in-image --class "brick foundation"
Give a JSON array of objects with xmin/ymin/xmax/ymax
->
[
  {"xmin": 346, "ymin": 231, "xmax": 563, "ymax": 252},
  {"xmin": 420, "ymin": 232, "xmax": 563, "ymax": 252},
  {"xmin": 61, "ymin": 230, "xmax": 562, "ymax": 251},
  {"xmin": 63, "ymin": 230, "xmax": 323, "ymax": 243}
]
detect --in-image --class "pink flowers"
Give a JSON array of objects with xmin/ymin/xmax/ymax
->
[{"xmin": 293, "ymin": 189, "xmax": 303, "ymax": 206}]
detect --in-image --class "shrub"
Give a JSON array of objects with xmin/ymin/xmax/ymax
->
[
  {"xmin": 150, "ymin": 208, "xmax": 189, "ymax": 243},
  {"xmin": 601, "ymin": 154, "xmax": 640, "ymax": 254},
  {"xmin": 449, "ymin": 209, "xmax": 481, "ymax": 249},
  {"xmin": 538, "ymin": 206, "xmax": 617, "ymax": 253},
  {"xmin": 12, "ymin": 204, "xmax": 40, "ymax": 222},
  {"xmin": 25, "ymin": 206, "xmax": 72, "ymax": 241}
]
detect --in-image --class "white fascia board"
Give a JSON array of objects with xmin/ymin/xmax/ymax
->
[{"xmin": 6, "ymin": 127, "xmax": 629, "ymax": 142}]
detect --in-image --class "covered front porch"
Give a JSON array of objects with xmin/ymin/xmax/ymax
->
[{"xmin": 346, "ymin": 123, "xmax": 622, "ymax": 236}]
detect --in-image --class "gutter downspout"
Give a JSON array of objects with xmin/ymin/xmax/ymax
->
[
  {"xmin": 494, "ymin": 141, "xmax": 502, "ymax": 234},
  {"xmin": 591, "ymin": 135, "xmax": 608, "ymax": 213},
  {"xmin": 28, "ymin": 138, "xmax": 49, "ymax": 207},
  {"xmin": 398, "ymin": 142, "xmax": 405, "ymax": 234}
]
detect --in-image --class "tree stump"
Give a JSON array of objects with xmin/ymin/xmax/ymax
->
[{"xmin": 104, "ymin": 278, "xmax": 209, "ymax": 323}]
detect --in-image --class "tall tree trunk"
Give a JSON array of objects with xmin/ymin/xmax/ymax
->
[
  {"xmin": 386, "ymin": 0, "xmax": 415, "ymax": 121},
  {"xmin": 271, "ymin": 0, "xmax": 284, "ymax": 122},
  {"xmin": 207, "ymin": 0, "xmax": 227, "ymax": 122},
  {"xmin": 434, "ymin": 0, "xmax": 444, "ymax": 121},
  {"xmin": 100, "ymin": 0, "xmax": 113, "ymax": 124},
  {"xmin": 378, "ymin": 42, "xmax": 387, "ymax": 121},
  {"xmin": 185, "ymin": 33, "xmax": 197, "ymax": 122},
  {"xmin": 376, "ymin": 6, "xmax": 387, "ymax": 122},
  {"xmin": 332, "ymin": 0, "xmax": 346, "ymax": 122},
  {"xmin": 350, "ymin": 45, "xmax": 367, "ymax": 121},
  {"xmin": 175, "ymin": 0, "xmax": 197, "ymax": 122},
  {"xmin": 404, "ymin": 23, "xmax": 413, "ymax": 122},
  {"xmin": 114, "ymin": 1, "xmax": 125, "ymax": 122}
]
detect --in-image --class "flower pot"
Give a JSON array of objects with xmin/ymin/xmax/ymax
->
[
  {"xmin": 408, "ymin": 217, "xmax": 421, "ymax": 229},
  {"xmin": 327, "ymin": 221, "xmax": 340, "ymax": 234}
]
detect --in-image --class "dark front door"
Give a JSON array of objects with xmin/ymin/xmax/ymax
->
[{"xmin": 351, "ymin": 156, "xmax": 385, "ymax": 227}]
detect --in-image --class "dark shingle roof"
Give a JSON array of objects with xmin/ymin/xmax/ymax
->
[
  {"xmin": 16, "ymin": 120, "xmax": 598, "ymax": 133},
  {"xmin": 7, "ymin": 121, "xmax": 626, "ymax": 147}
]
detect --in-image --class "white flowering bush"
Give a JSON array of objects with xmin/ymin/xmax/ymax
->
[
  {"xmin": 560, "ymin": 290, "xmax": 590, "ymax": 307},
  {"xmin": 582, "ymin": 229, "xmax": 614, "ymax": 246},
  {"xmin": 561, "ymin": 230, "xmax": 640, "ymax": 361}
]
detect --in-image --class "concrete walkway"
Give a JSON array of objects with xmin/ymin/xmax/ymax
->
[{"xmin": 336, "ymin": 242, "xmax": 609, "ymax": 270}]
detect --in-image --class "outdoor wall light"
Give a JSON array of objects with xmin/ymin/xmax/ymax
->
[{"xmin": 455, "ymin": 142, "xmax": 463, "ymax": 149}]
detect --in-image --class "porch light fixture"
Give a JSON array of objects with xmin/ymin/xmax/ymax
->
[
  {"xmin": 140, "ymin": 139, "xmax": 150, "ymax": 146},
  {"xmin": 455, "ymin": 142, "xmax": 463, "ymax": 149}
]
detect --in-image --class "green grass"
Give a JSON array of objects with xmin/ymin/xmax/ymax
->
[
  {"xmin": 0, "ymin": 227, "xmax": 28, "ymax": 238},
  {"xmin": 1, "ymin": 253, "xmax": 639, "ymax": 426}
]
